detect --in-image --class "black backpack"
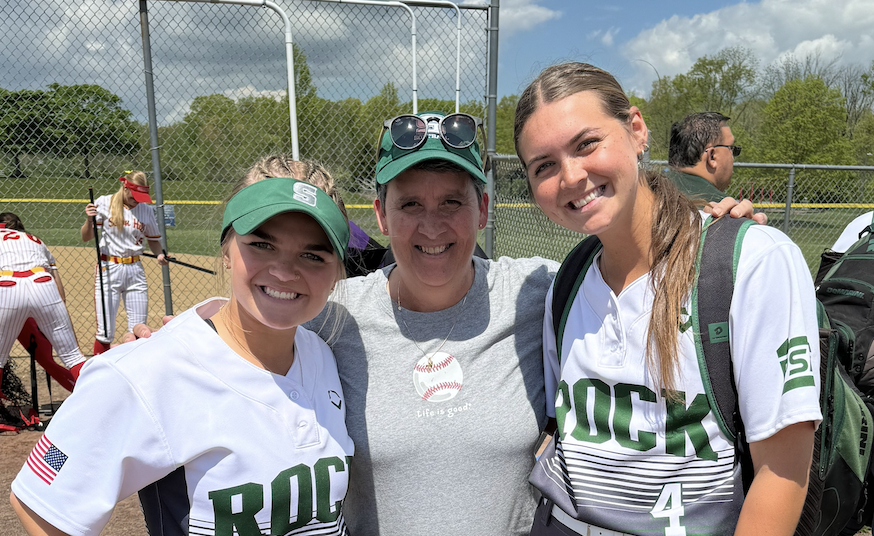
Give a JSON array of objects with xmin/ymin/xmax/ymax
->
[
  {"xmin": 549, "ymin": 216, "xmax": 874, "ymax": 536},
  {"xmin": 816, "ymin": 213, "xmax": 874, "ymax": 394}
]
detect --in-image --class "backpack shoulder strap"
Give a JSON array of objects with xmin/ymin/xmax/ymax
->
[
  {"xmin": 692, "ymin": 215, "xmax": 756, "ymax": 441},
  {"xmin": 552, "ymin": 236, "xmax": 602, "ymax": 362}
]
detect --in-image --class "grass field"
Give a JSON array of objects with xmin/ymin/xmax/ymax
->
[
  {"xmin": 494, "ymin": 201, "xmax": 860, "ymax": 275},
  {"xmin": 2, "ymin": 175, "xmax": 866, "ymax": 276}
]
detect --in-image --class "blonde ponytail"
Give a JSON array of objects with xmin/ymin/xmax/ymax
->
[{"xmin": 109, "ymin": 171, "xmax": 148, "ymax": 229}]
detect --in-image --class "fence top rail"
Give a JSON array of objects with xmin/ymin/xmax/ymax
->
[
  {"xmin": 491, "ymin": 154, "xmax": 874, "ymax": 172},
  {"xmin": 401, "ymin": 1, "xmax": 489, "ymax": 9}
]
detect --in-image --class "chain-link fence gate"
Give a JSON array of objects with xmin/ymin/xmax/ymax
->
[{"xmin": 1, "ymin": 0, "xmax": 490, "ymax": 356}]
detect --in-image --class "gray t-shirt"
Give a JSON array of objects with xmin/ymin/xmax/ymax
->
[{"xmin": 307, "ymin": 255, "xmax": 558, "ymax": 536}]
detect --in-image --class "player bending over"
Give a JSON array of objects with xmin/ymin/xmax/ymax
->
[{"xmin": 0, "ymin": 213, "xmax": 86, "ymax": 429}]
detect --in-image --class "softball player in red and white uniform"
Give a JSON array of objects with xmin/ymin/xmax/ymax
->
[
  {"xmin": 13, "ymin": 160, "xmax": 354, "ymax": 536},
  {"xmin": 80, "ymin": 171, "xmax": 167, "ymax": 354},
  {"xmin": 0, "ymin": 213, "xmax": 85, "ymax": 393}
]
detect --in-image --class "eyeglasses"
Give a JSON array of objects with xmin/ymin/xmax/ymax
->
[
  {"xmin": 709, "ymin": 144, "xmax": 742, "ymax": 157},
  {"xmin": 383, "ymin": 113, "xmax": 483, "ymax": 152}
]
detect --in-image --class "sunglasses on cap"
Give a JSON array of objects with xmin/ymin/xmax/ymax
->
[{"xmin": 383, "ymin": 113, "xmax": 483, "ymax": 152}]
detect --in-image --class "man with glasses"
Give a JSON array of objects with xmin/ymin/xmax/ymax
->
[{"xmin": 667, "ymin": 112, "xmax": 740, "ymax": 202}]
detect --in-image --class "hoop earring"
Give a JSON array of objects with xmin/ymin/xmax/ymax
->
[{"xmin": 637, "ymin": 144, "xmax": 650, "ymax": 168}]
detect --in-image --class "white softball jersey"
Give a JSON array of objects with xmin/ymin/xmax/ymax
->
[
  {"xmin": 542, "ymin": 221, "xmax": 822, "ymax": 535},
  {"xmin": 831, "ymin": 210, "xmax": 874, "ymax": 253},
  {"xmin": 12, "ymin": 298, "xmax": 354, "ymax": 536},
  {"xmin": 91, "ymin": 194, "xmax": 161, "ymax": 342},
  {"xmin": 93, "ymin": 194, "xmax": 161, "ymax": 258},
  {"xmin": 0, "ymin": 228, "xmax": 84, "ymax": 368}
]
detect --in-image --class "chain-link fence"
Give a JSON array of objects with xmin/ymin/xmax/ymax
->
[
  {"xmin": 492, "ymin": 155, "xmax": 874, "ymax": 274},
  {"xmin": 7, "ymin": 1, "xmax": 873, "ymax": 363},
  {"xmin": 1, "ymin": 0, "xmax": 489, "ymax": 356}
]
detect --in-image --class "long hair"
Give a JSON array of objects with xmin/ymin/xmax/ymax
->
[
  {"xmin": 110, "ymin": 171, "xmax": 148, "ymax": 229},
  {"xmin": 514, "ymin": 62, "xmax": 702, "ymax": 395}
]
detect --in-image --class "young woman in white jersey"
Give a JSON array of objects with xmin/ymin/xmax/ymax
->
[
  {"xmin": 11, "ymin": 157, "xmax": 354, "ymax": 536},
  {"xmin": 0, "ymin": 212, "xmax": 85, "ymax": 429},
  {"xmin": 514, "ymin": 63, "xmax": 821, "ymax": 536},
  {"xmin": 80, "ymin": 171, "xmax": 168, "ymax": 354}
]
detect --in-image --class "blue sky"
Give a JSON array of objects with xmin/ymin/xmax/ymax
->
[{"xmin": 497, "ymin": 0, "xmax": 874, "ymax": 98}]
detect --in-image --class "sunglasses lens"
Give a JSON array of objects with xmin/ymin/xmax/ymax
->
[
  {"xmin": 441, "ymin": 114, "xmax": 478, "ymax": 149},
  {"xmin": 389, "ymin": 116, "xmax": 427, "ymax": 150},
  {"xmin": 732, "ymin": 146, "xmax": 742, "ymax": 157}
]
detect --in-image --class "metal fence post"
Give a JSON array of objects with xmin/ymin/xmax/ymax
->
[
  {"xmin": 483, "ymin": 0, "xmax": 499, "ymax": 259},
  {"xmin": 783, "ymin": 166, "xmax": 795, "ymax": 234}
]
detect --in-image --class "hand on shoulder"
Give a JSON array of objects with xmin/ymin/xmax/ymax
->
[
  {"xmin": 114, "ymin": 316, "xmax": 173, "ymax": 346},
  {"xmin": 707, "ymin": 197, "xmax": 768, "ymax": 225}
]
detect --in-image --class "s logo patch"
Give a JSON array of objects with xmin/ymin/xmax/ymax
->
[{"xmin": 777, "ymin": 336, "xmax": 816, "ymax": 393}]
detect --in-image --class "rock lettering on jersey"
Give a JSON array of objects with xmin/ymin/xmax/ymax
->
[
  {"xmin": 207, "ymin": 455, "xmax": 349, "ymax": 536},
  {"xmin": 555, "ymin": 379, "xmax": 717, "ymax": 461}
]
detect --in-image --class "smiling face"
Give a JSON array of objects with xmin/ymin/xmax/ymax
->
[
  {"xmin": 374, "ymin": 168, "xmax": 488, "ymax": 305},
  {"xmin": 516, "ymin": 90, "xmax": 649, "ymax": 240},
  {"xmin": 223, "ymin": 211, "xmax": 340, "ymax": 331}
]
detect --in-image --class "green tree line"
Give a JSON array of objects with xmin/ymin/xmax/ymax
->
[
  {"xmin": 0, "ymin": 84, "xmax": 139, "ymax": 179},
  {"xmin": 3, "ymin": 46, "xmax": 874, "ymax": 201}
]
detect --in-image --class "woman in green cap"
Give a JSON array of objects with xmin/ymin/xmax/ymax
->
[
  {"xmin": 11, "ymin": 156, "xmax": 355, "ymax": 536},
  {"xmin": 307, "ymin": 111, "xmax": 764, "ymax": 536}
]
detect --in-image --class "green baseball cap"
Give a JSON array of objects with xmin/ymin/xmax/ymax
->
[
  {"xmin": 221, "ymin": 177, "xmax": 350, "ymax": 261},
  {"xmin": 375, "ymin": 111, "xmax": 486, "ymax": 185}
]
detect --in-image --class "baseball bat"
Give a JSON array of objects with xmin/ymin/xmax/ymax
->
[
  {"xmin": 27, "ymin": 334, "xmax": 38, "ymax": 421},
  {"xmin": 89, "ymin": 188, "xmax": 110, "ymax": 341},
  {"xmin": 142, "ymin": 252, "xmax": 216, "ymax": 275}
]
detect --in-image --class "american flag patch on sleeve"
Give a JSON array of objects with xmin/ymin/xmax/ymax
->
[{"xmin": 26, "ymin": 435, "xmax": 68, "ymax": 485}]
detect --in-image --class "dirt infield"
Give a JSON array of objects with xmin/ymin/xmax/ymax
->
[
  {"xmin": 9, "ymin": 246, "xmax": 225, "ymax": 359},
  {"xmin": 0, "ymin": 363, "xmax": 146, "ymax": 535}
]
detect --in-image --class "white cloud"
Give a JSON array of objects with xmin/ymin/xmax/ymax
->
[
  {"xmin": 601, "ymin": 27, "xmax": 619, "ymax": 47},
  {"xmin": 621, "ymin": 0, "xmax": 874, "ymax": 96},
  {"xmin": 2, "ymin": 0, "xmax": 496, "ymax": 125},
  {"xmin": 500, "ymin": 0, "xmax": 561, "ymax": 37}
]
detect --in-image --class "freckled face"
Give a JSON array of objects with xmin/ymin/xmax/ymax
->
[
  {"xmin": 516, "ymin": 90, "xmax": 648, "ymax": 238},
  {"xmin": 374, "ymin": 169, "xmax": 488, "ymax": 295},
  {"xmin": 223, "ymin": 211, "xmax": 340, "ymax": 331}
]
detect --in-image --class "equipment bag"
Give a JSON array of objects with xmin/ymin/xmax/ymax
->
[
  {"xmin": 816, "ymin": 214, "xmax": 874, "ymax": 393},
  {"xmin": 545, "ymin": 216, "xmax": 874, "ymax": 536}
]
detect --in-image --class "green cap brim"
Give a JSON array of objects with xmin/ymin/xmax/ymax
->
[{"xmin": 221, "ymin": 177, "xmax": 350, "ymax": 261}]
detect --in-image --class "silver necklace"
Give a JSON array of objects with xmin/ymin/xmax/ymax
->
[{"xmin": 396, "ymin": 283, "xmax": 468, "ymax": 371}]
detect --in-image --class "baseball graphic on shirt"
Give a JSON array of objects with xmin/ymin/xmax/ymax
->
[{"xmin": 413, "ymin": 351, "xmax": 463, "ymax": 402}]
